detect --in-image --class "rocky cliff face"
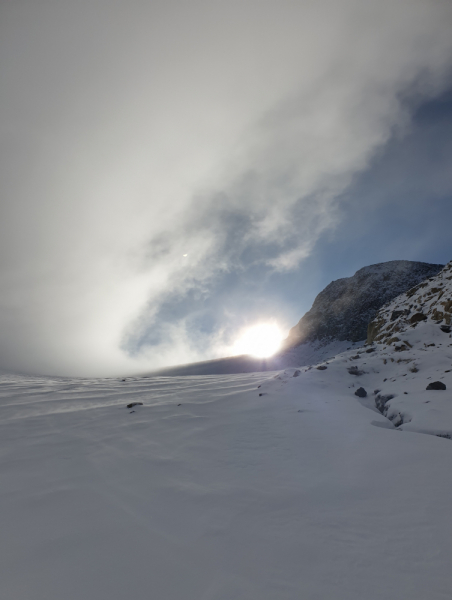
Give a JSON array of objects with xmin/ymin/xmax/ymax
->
[
  {"xmin": 283, "ymin": 260, "xmax": 444, "ymax": 349},
  {"xmin": 367, "ymin": 260, "xmax": 452, "ymax": 346}
]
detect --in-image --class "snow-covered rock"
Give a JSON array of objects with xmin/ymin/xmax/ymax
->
[
  {"xmin": 283, "ymin": 260, "xmax": 443, "ymax": 349},
  {"xmin": 367, "ymin": 259, "xmax": 452, "ymax": 345}
]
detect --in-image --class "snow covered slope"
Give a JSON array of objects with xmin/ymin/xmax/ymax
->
[
  {"xmin": 284, "ymin": 260, "xmax": 443, "ymax": 347},
  {"xmin": 1, "ymin": 363, "xmax": 452, "ymax": 599}
]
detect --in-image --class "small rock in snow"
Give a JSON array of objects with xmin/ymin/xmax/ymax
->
[
  {"xmin": 355, "ymin": 387, "xmax": 367, "ymax": 397},
  {"xmin": 293, "ymin": 370, "xmax": 301, "ymax": 377},
  {"xmin": 348, "ymin": 366, "xmax": 364, "ymax": 376},
  {"xmin": 127, "ymin": 402, "xmax": 143, "ymax": 408},
  {"xmin": 317, "ymin": 365, "xmax": 327, "ymax": 370},
  {"xmin": 426, "ymin": 381, "xmax": 447, "ymax": 390}
]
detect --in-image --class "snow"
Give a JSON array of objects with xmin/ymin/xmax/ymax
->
[{"xmin": 1, "ymin": 361, "xmax": 452, "ymax": 599}]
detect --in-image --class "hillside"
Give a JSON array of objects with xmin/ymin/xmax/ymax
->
[
  {"xmin": 283, "ymin": 260, "xmax": 443, "ymax": 349},
  {"xmin": 280, "ymin": 260, "xmax": 452, "ymax": 438}
]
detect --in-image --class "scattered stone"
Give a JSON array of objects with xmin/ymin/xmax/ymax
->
[
  {"xmin": 293, "ymin": 370, "xmax": 301, "ymax": 377},
  {"xmin": 259, "ymin": 393, "xmax": 263, "ymax": 396},
  {"xmin": 177, "ymin": 403, "xmax": 182, "ymax": 406},
  {"xmin": 440, "ymin": 325, "xmax": 451, "ymax": 333},
  {"xmin": 404, "ymin": 392, "xmax": 408, "ymax": 394},
  {"xmin": 374, "ymin": 389, "xmax": 381, "ymax": 395},
  {"xmin": 126, "ymin": 402, "xmax": 143, "ymax": 408},
  {"xmin": 355, "ymin": 387, "xmax": 367, "ymax": 397},
  {"xmin": 426, "ymin": 381, "xmax": 446, "ymax": 390},
  {"xmin": 365, "ymin": 348, "xmax": 376, "ymax": 353},
  {"xmin": 316, "ymin": 365, "xmax": 327, "ymax": 370}
]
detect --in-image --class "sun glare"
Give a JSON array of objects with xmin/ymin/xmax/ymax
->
[{"xmin": 233, "ymin": 323, "xmax": 283, "ymax": 358}]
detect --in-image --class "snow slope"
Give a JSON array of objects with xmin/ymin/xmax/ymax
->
[{"xmin": 1, "ymin": 366, "xmax": 452, "ymax": 599}]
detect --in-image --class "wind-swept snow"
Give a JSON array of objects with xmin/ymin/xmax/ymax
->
[{"xmin": 1, "ymin": 367, "xmax": 452, "ymax": 599}]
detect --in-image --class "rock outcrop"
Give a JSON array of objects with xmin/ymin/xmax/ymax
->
[
  {"xmin": 367, "ymin": 260, "xmax": 452, "ymax": 345},
  {"xmin": 283, "ymin": 260, "xmax": 444, "ymax": 349}
]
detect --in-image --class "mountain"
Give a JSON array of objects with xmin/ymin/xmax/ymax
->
[
  {"xmin": 283, "ymin": 260, "xmax": 444, "ymax": 350},
  {"xmin": 283, "ymin": 259, "xmax": 452, "ymax": 437}
]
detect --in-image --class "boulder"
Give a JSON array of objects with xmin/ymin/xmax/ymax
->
[
  {"xmin": 426, "ymin": 381, "xmax": 446, "ymax": 390},
  {"xmin": 354, "ymin": 387, "xmax": 367, "ymax": 398}
]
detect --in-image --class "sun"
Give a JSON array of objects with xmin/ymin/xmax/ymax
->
[{"xmin": 233, "ymin": 323, "xmax": 284, "ymax": 358}]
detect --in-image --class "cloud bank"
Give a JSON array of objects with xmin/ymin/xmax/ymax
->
[{"xmin": 1, "ymin": 0, "xmax": 452, "ymax": 376}]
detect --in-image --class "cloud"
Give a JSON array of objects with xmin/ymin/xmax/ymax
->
[{"xmin": 0, "ymin": 0, "xmax": 451, "ymax": 375}]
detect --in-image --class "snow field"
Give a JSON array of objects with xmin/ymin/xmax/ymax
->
[{"xmin": 0, "ymin": 369, "xmax": 451, "ymax": 599}]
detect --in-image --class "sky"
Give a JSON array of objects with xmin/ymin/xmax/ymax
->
[{"xmin": 1, "ymin": 0, "xmax": 452, "ymax": 377}]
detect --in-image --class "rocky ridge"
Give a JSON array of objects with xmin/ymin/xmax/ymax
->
[
  {"xmin": 283, "ymin": 260, "xmax": 444, "ymax": 349},
  {"xmin": 367, "ymin": 260, "xmax": 452, "ymax": 346}
]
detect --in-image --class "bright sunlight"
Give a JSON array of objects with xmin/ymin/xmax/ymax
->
[{"xmin": 232, "ymin": 323, "xmax": 283, "ymax": 358}]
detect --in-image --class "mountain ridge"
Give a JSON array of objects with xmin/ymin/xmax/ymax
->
[{"xmin": 283, "ymin": 260, "xmax": 444, "ymax": 350}]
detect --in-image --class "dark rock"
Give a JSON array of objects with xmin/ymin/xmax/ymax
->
[
  {"xmin": 391, "ymin": 310, "xmax": 405, "ymax": 321},
  {"xmin": 348, "ymin": 366, "xmax": 364, "ymax": 376},
  {"xmin": 440, "ymin": 325, "xmax": 451, "ymax": 333},
  {"xmin": 394, "ymin": 345, "xmax": 407, "ymax": 352},
  {"xmin": 316, "ymin": 365, "xmax": 327, "ymax": 370},
  {"xmin": 410, "ymin": 312, "xmax": 428, "ymax": 324},
  {"xmin": 177, "ymin": 403, "xmax": 182, "ymax": 406},
  {"xmin": 365, "ymin": 348, "xmax": 376, "ymax": 353},
  {"xmin": 354, "ymin": 387, "xmax": 367, "ymax": 397},
  {"xmin": 374, "ymin": 389, "xmax": 381, "ymax": 395},
  {"xmin": 259, "ymin": 393, "xmax": 263, "ymax": 396},
  {"xmin": 126, "ymin": 402, "xmax": 143, "ymax": 408},
  {"xmin": 293, "ymin": 369, "xmax": 301, "ymax": 377},
  {"xmin": 426, "ymin": 381, "xmax": 446, "ymax": 390}
]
